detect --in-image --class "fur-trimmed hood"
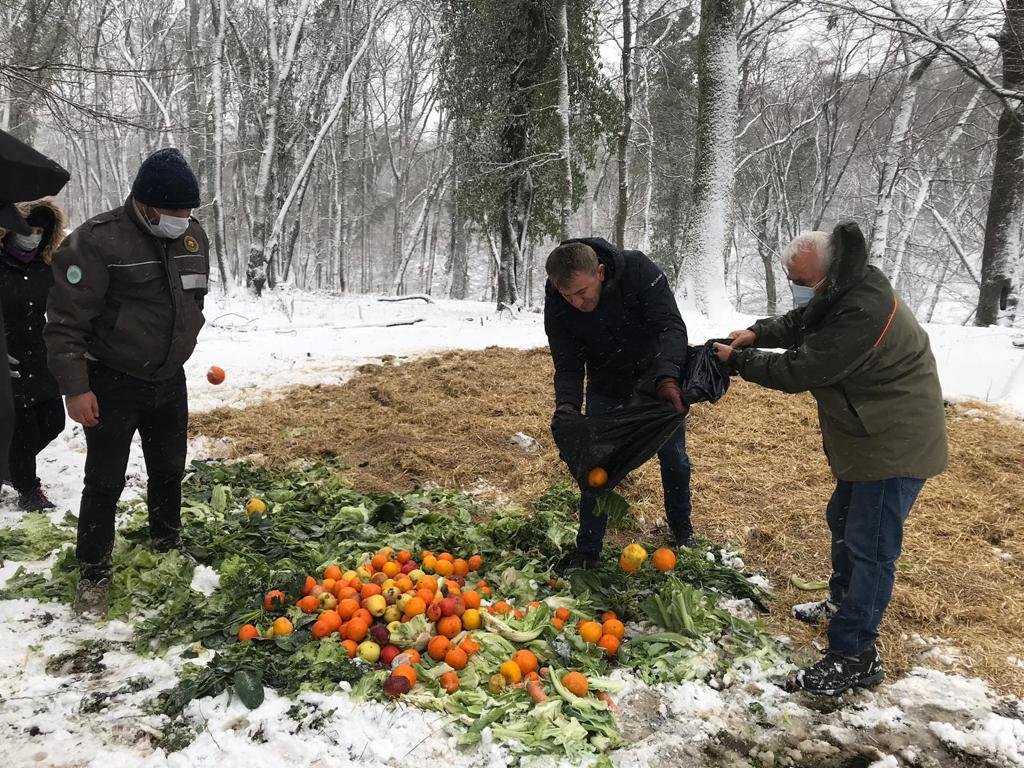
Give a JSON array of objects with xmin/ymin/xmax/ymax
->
[{"xmin": 0, "ymin": 197, "xmax": 67, "ymax": 263}]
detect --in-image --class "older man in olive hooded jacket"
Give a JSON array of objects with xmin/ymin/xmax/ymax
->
[{"xmin": 714, "ymin": 222, "xmax": 947, "ymax": 697}]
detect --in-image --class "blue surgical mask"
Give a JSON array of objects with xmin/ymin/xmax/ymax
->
[{"xmin": 790, "ymin": 277, "xmax": 825, "ymax": 307}]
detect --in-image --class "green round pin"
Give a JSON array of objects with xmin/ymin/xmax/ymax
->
[{"xmin": 67, "ymin": 265, "xmax": 83, "ymax": 284}]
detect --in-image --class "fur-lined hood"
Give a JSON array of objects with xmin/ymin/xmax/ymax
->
[{"xmin": 0, "ymin": 197, "xmax": 67, "ymax": 264}]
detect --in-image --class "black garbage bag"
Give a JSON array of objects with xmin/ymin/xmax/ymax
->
[
  {"xmin": 551, "ymin": 398, "xmax": 685, "ymax": 493},
  {"xmin": 681, "ymin": 338, "xmax": 732, "ymax": 405}
]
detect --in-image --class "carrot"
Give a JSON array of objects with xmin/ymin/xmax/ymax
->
[
  {"xmin": 527, "ymin": 679, "xmax": 548, "ymax": 703},
  {"xmin": 596, "ymin": 691, "xmax": 619, "ymax": 715}
]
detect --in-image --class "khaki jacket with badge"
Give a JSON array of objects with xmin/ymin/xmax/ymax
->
[
  {"xmin": 45, "ymin": 196, "xmax": 209, "ymax": 396},
  {"xmin": 731, "ymin": 221, "xmax": 948, "ymax": 482}
]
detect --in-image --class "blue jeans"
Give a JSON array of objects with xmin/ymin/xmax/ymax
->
[
  {"xmin": 826, "ymin": 477, "xmax": 925, "ymax": 655},
  {"xmin": 576, "ymin": 390, "xmax": 692, "ymax": 555}
]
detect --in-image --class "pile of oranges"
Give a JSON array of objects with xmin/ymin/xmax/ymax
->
[{"xmin": 548, "ymin": 606, "xmax": 625, "ymax": 657}]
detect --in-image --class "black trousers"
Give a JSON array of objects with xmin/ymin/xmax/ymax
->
[
  {"xmin": 77, "ymin": 362, "xmax": 188, "ymax": 580},
  {"xmin": 9, "ymin": 398, "xmax": 65, "ymax": 494}
]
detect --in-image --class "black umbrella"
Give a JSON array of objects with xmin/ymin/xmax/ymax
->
[{"xmin": 0, "ymin": 129, "xmax": 70, "ymax": 233}]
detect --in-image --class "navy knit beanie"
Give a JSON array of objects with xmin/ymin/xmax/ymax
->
[{"xmin": 131, "ymin": 148, "xmax": 200, "ymax": 209}]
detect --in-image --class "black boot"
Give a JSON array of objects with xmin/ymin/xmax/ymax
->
[
  {"xmin": 792, "ymin": 597, "xmax": 839, "ymax": 625},
  {"xmin": 796, "ymin": 646, "xmax": 885, "ymax": 696},
  {"xmin": 555, "ymin": 549, "xmax": 600, "ymax": 573},
  {"xmin": 18, "ymin": 487, "xmax": 55, "ymax": 511}
]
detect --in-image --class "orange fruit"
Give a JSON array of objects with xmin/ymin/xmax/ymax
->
[
  {"xmin": 467, "ymin": 554, "xmax": 483, "ymax": 572},
  {"xmin": 237, "ymin": 624, "xmax": 259, "ymax": 642},
  {"xmin": 462, "ymin": 590, "xmax": 481, "ymax": 609},
  {"xmin": 587, "ymin": 466, "xmax": 608, "ymax": 488},
  {"xmin": 426, "ymin": 602, "xmax": 442, "ymax": 622},
  {"xmin": 439, "ymin": 671, "xmax": 459, "ymax": 693},
  {"xmin": 444, "ymin": 647, "xmax": 469, "ymax": 670},
  {"xmin": 393, "ymin": 664, "xmax": 418, "ymax": 687},
  {"xmin": 297, "ymin": 595, "xmax": 320, "ymax": 613},
  {"xmin": 513, "ymin": 649, "xmax": 538, "ymax": 675},
  {"xmin": 499, "ymin": 660, "xmax": 522, "ymax": 684},
  {"xmin": 438, "ymin": 552, "xmax": 454, "ymax": 563},
  {"xmin": 395, "ymin": 576, "xmax": 414, "ymax": 593},
  {"xmin": 514, "ymin": 609, "xmax": 525, "ymax": 620},
  {"xmin": 422, "ymin": 554, "xmax": 438, "ymax": 573},
  {"xmin": 562, "ymin": 671, "xmax": 589, "ymax": 697},
  {"xmin": 396, "ymin": 550, "xmax": 412, "ymax": 564},
  {"xmin": 321, "ymin": 578, "xmax": 337, "ymax": 593},
  {"xmin": 324, "ymin": 564, "xmax": 343, "ymax": 581},
  {"xmin": 419, "ymin": 576, "xmax": 438, "ymax": 594},
  {"xmin": 436, "ymin": 615, "xmax": 462, "ymax": 638},
  {"xmin": 421, "ymin": 549, "xmax": 434, "ymax": 560},
  {"xmin": 311, "ymin": 620, "xmax": 333, "ymax": 639},
  {"xmin": 434, "ymin": 559, "xmax": 454, "ymax": 578},
  {"xmin": 319, "ymin": 610, "xmax": 342, "ymax": 631},
  {"xmin": 403, "ymin": 649, "xmax": 422, "ymax": 664},
  {"xmin": 459, "ymin": 635, "xmax": 480, "ymax": 656},
  {"xmin": 301, "ymin": 576, "xmax": 317, "ymax": 596},
  {"xmin": 427, "ymin": 635, "xmax": 451, "ymax": 661},
  {"xmin": 619, "ymin": 555, "xmax": 641, "ymax": 573},
  {"xmin": 652, "ymin": 547, "xmax": 677, "ymax": 572},
  {"xmin": 462, "ymin": 608, "xmax": 481, "ymax": 630},
  {"xmin": 404, "ymin": 596, "xmax": 427, "ymax": 617},
  {"xmin": 598, "ymin": 634, "xmax": 620, "ymax": 656},
  {"xmin": 452, "ymin": 558, "xmax": 469, "ymax": 577},
  {"xmin": 489, "ymin": 601, "xmax": 512, "ymax": 615},
  {"xmin": 371, "ymin": 553, "xmax": 389, "ymax": 571},
  {"xmin": 352, "ymin": 608, "xmax": 372, "ymax": 626},
  {"xmin": 272, "ymin": 616, "xmax": 293, "ymax": 636},
  {"xmin": 206, "ymin": 365, "xmax": 226, "ymax": 385},
  {"xmin": 602, "ymin": 618, "xmax": 625, "ymax": 639},
  {"xmin": 382, "ymin": 561, "xmax": 401, "ymax": 578},
  {"xmin": 263, "ymin": 590, "xmax": 287, "ymax": 612},
  {"xmin": 579, "ymin": 621, "xmax": 603, "ymax": 644},
  {"xmin": 551, "ymin": 617, "xmax": 565, "ymax": 631},
  {"xmin": 555, "ymin": 607, "xmax": 570, "ymax": 621},
  {"xmin": 338, "ymin": 598, "xmax": 360, "ymax": 620},
  {"xmin": 601, "ymin": 610, "xmax": 618, "ymax": 622},
  {"xmin": 345, "ymin": 618, "xmax": 369, "ymax": 642},
  {"xmin": 341, "ymin": 639, "xmax": 358, "ymax": 658}
]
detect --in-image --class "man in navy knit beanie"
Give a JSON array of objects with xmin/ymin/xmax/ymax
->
[{"xmin": 45, "ymin": 147, "xmax": 210, "ymax": 620}]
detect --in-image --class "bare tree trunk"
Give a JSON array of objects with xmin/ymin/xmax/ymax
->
[
  {"xmin": 675, "ymin": 0, "xmax": 738, "ymax": 320},
  {"xmin": 555, "ymin": 0, "xmax": 573, "ymax": 240},
  {"xmin": 613, "ymin": 0, "xmax": 633, "ymax": 249},
  {"xmin": 210, "ymin": 0, "xmax": 230, "ymax": 289},
  {"xmin": 977, "ymin": 0, "xmax": 1024, "ymax": 325},
  {"xmin": 868, "ymin": 46, "xmax": 938, "ymax": 267},
  {"xmin": 446, "ymin": 193, "xmax": 470, "ymax": 299}
]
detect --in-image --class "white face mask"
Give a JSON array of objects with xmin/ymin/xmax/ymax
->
[
  {"xmin": 12, "ymin": 232, "xmax": 42, "ymax": 251},
  {"xmin": 789, "ymin": 276, "xmax": 826, "ymax": 308},
  {"xmin": 137, "ymin": 202, "xmax": 190, "ymax": 240}
]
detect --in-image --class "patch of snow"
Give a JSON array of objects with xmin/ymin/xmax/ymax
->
[
  {"xmin": 189, "ymin": 565, "xmax": 220, "ymax": 596},
  {"xmin": 930, "ymin": 713, "xmax": 1024, "ymax": 766}
]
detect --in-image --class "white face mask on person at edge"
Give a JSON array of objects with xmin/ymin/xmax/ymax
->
[
  {"xmin": 135, "ymin": 201, "xmax": 190, "ymax": 240},
  {"xmin": 791, "ymin": 277, "xmax": 825, "ymax": 307}
]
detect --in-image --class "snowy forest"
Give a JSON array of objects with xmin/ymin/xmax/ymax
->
[{"xmin": 1, "ymin": 0, "xmax": 1021, "ymax": 325}]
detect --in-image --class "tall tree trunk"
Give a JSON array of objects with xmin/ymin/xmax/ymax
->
[
  {"xmin": 210, "ymin": 0, "xmax": 229, "ymax": 289},
  {"xmin": 613, "ymin": 0, "xmax": 633, "ymax": 248},
  {"xmin": 755, "ymin": 185, "xmax": 777, "ymax": 315},
  {"xmin": 889, "ymin": 87, "xmax": 981, "ymax": 289},
  {"xmin": 674, "ymin": 0, "xmax": 738, "ymax": 320},
  {"xmin": 447, "ymin": 192, "xmax": 470, "ymax": 299},
  {"xmin": 555, "ymin": 0, "xmax": 573, "ymax": 240},
  {"xmin": 868, "ymin": 47, "xmax": 938, "ymax": 267},
  {"xmin": 977, "ymin": 0, "xmax": 1024, "ymax": 326}
]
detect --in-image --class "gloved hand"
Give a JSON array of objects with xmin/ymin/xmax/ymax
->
[
  {"xmin": 8, "ymin": 354, "xmax": 19, "ymax": 379},
  {"xmin": 656, "ymin": 377, "xmax": 688, "ymax": 415}
]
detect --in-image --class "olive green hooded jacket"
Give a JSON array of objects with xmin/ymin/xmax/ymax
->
[{"xmin": 732, "ymin": 222, "xmax": 948, "ymax": 482}]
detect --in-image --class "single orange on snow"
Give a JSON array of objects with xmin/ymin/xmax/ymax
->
[
  {"xmin": 206, "ymin": 365, "xmax": 226, "ymax": 385},
  {"xmin": 587, "ymin": 467, "xmax": 608, "ymax": 488}
]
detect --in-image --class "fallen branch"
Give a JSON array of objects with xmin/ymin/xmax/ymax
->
[{"xmin": 378, "ymin": 295, "xmax": 435, "ymax": 304}]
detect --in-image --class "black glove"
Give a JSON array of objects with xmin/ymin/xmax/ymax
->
[{"xmin": 656, "ymin": 377, "xmax": 688, "ymax": 415}]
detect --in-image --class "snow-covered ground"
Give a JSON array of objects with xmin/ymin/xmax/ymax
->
[{"xmin": 2, "ymin": 292, "xmax": 1023, "ymax": 767}]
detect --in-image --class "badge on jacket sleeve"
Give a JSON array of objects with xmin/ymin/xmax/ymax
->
[
  {"xmin": 67, "ymin": 265, "xmax": 82, "ymax": 284},
  {"xmin": 184, "ymin": 235, "xmax": 200, "ymax": 253}
]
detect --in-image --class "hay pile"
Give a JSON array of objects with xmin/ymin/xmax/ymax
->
[{"xmin": 191, "ymin": 347, "xmax": 1024, "ymax": 694}]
